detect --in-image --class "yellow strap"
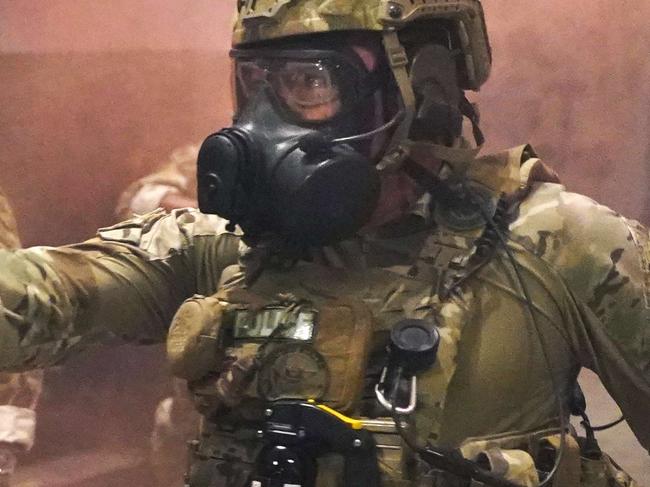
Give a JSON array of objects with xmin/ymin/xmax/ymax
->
[{"xmin": 308, "ymin": 399, "xmax": 363, "ymax": 430}]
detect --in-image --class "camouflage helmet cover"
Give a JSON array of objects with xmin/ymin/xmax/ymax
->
[{"xmin": 232, "ymin": 0, "xmax": 491, "ymax": 90}]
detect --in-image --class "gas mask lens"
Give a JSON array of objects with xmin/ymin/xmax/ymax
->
[
  {"xmin": 274, "ymin": 62, "xmax": 341, "ymax": 119},
  {"xmin": 232, "ymin": 49, "xmax": 365, "ymax": 123}
]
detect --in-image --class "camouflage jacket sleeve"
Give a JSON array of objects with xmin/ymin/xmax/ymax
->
[
  {"xmin": 0, "ymin": 209, "xmax": 240, "ymax": 371},
  {"xmin": 513, "ymin": 183, "xmax": 650, "ymax": 450},
  {"xmin": 115, "ymin": 145, "xmax": 199, "ymax": 220}
]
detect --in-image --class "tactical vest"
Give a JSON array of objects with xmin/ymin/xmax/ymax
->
[
  {"xmin": 164, "ymin": 147, "xmax": 639, "ymax": 487},
  {"xmin": 168, "ymin": 226, "xmax": 481, "ymax": 487}
]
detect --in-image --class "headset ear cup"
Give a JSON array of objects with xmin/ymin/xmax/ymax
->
[{"xmin": 409, "ymin": 43, "xmax": 463, "ymax": 141}]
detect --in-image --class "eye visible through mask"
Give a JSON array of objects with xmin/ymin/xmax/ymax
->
[{"xmin": 231, "ymin": 48, "xmax": 377, "ymax": 124}]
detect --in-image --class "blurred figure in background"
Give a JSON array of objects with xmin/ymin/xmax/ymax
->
[
  {"xmin": 0, "ymin": 188, "xmax": 43, "ymax": 487},
  {"xmin": 116, "ymin": 144, "xmax": 200, "ymax": 485},
  {"xmin": 115, "ymin": 144, "xmax": 199, "ymax": 220}
]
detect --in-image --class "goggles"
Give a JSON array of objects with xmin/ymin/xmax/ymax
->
[{"xmin": 231, "ymin": 48, "xmax": 378, "ymax": 124}]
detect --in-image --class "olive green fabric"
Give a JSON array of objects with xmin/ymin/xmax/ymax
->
[
  {"xmin": 167, "ymin": 294, "xmax": 227, "ymax": 381},
  {"xmin": 232, "ymin": 0, "xmax": 491, "ymax": 90},
  {"xmin": 0, "ymin": 154, "xmax": 648, "ymax": 485},
  {"xmin": 171, "ymin": 289, "xmax": 376, "ymax": 413}
]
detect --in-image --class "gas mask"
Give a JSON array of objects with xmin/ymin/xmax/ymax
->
[{"xmin": 197, "ymin": 47, "xmax": 392, "ymax": 246}]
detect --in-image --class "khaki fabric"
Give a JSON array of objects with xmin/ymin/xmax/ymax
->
[
  {"xmin": 167, "ymin": 294, "xmax": 227, "ymax": 381},
  {"xmin": 0, "ymin": 187, "xmax": 21, "ymax": 250},
  {"xmin": 0, "ymin": 152, "xmax": 648, "ymax": 484},
  {"xmin": 115, "ymin": 144, "xmax": 199, "ymax": 220}
]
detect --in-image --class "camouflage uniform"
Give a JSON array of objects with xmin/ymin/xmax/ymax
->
[
  {"xmin": 0, "ymin": 148, "xmax": 647, "ymax": 486},
  {"xmin": 1, "ymin": 2, "xmax": 648, "ymax": 486},
  {"xmin": 0, "ymin": 187, "xmax": 44, "ymax": 483}
]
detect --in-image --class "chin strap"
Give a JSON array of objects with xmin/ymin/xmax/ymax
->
[
  {"xmin": 460, "ymin": 94, "xmax": 485, "ymax": 147},
  {"xmin": 378, "ymin": 29, "xmax": 416, "ymax": 172}
]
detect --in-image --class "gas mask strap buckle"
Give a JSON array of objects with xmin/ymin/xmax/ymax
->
[
  {"xmin": 382, "ymin": 29, "xmax": 416, "ymax": 156},
  {"xmin": 402, "ymin": 139, "xmax": 481, "ymax": 176}
]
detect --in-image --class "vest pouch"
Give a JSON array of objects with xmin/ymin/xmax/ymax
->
[
  {"xmin": 579, "ymin": 452, "xmax": 638, "ymax": 487},
  {"xmin": 167, "ymin": 294, "xmax": 227, "ymax": 381},
  {"xmin": 221, "ymin": 291, "xmax": 375, "ymax": 414},
  {"xmin": 537, "ymin": 434, "xmax": 641, "ymax": 486},
  {"xmin": 535, "ymin": 434, "xmax": 581, "ymax": 487},
  {"xmin": 458, "ymin": 431, "xmax": 582, "ymax": 487}
]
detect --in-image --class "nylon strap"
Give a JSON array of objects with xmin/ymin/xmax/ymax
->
[
  {"xmin": 403, "ymin": 139, "xmax": 481, "ymax": 175},
  {"xmin": 378, "ymin": 30, "xmax": 416, "ymax": 172}
]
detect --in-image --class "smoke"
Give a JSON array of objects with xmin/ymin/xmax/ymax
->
[
  {"xmin": 1, "ymin": 1, "xmax": 649, "ymax": 484},
  {"xmin": 481, "ymin": 0, "xmax": 650, "ymax": 222},
  {"xmin": 0, "ymin": 0, "xmax": 231, "ymax": 53}
]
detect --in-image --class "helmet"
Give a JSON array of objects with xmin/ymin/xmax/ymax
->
[
  {"xmin": 199, "ymin": 1, "xmax": 492, "ymax": 246},
  {"xmin": 232, "ymin": 0, "xmax": 491, "ymax": 91}
]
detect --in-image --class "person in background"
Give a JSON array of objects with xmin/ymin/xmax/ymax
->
[
  {"xmin": 0, "ymin": 188, "xmax": 43, "ymax": 487},
  {"xmin": 0, "ymin": 2, "xmax": 647, "ymax": 486},
  {"xmin": 115, "ymin": 144, "xmax": 199, "ymax": 221},
  {"xmin": 117, "ymin": 143, "xmax": 200, "ymax": 485}
]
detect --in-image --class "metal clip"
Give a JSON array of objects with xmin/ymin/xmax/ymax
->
[{"xmin": 374, "ymin": 366, "xmax": 417, "ymax": 415}]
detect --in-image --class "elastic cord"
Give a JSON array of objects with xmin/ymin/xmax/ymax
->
[
  {"xmin": 591, "ymin": 415, "xmax": 625, "ymax": 432},
  {"xmin": 331, "ymin": 110, "xmax": 404, "ymax": 144}
]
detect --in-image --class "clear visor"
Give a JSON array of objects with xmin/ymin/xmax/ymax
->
[{"xmin": 232, "ymin": 49, "xmax": 367, "ymax": 124}]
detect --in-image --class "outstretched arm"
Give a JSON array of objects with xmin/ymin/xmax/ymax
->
[{"xmin": 0, "ymin": 209, "xmax": 239, "ymax": 371}]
